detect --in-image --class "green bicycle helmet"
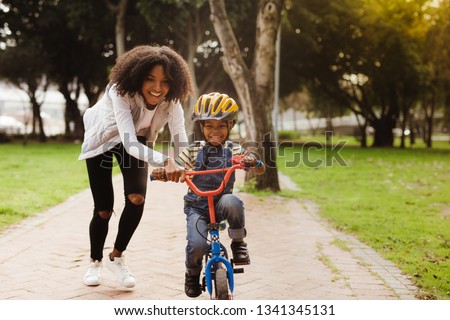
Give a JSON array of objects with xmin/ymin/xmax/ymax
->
[{"xmin": 192, "ymin": 92, "xmax": 238, "ymax": 124}]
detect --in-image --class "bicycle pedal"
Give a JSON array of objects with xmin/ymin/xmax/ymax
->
[
  {"xmin": 231, "ymin": 259, "xmax": 251, "ymax": 266},
  {"xmin": 233, "ymin": 268, "xmax": 244, "ymax": 274}
]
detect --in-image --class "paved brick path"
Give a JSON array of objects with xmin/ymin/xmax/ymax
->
[{"xmin": 0, "ymin": 172, "xmax": 417, "ymax": 300}]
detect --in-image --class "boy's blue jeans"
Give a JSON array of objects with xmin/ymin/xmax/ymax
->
[{"xmin": 184, "ymin": 194, "xmax": 246, "ymax": 275}]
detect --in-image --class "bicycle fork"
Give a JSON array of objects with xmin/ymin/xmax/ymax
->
[{"xmin": 204, "ymin": 229, "xmax": 235, "ymax": 298}]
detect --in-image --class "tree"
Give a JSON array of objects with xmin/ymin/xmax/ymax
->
[
  {"xmin": 281, "ymin": 0, "xmax": 375, "ymax": 146},
  {"xmin": 63, "ymin": 0, "xmax": 116, "ymax": 106},
  {"xmin": 0, "ymin": 43, "xmax": 49, "ymax": 142},
  {"xmin": 281, "ymin": 0, "xmax": 431, "ymax": 147},
  {"xmin": 279, "ymin": 91, "xmax": 310, "ymax": 132},
  {"xmin": 419, "ymin": 0, "xmax": 450, "ymax": 147},
  {"xmin": 208, "ymin": 0, "xmax": 283, "ymax": 191},
  {"xmin": 0, "ymin": 0, "xmax": 49, "ymax": 142},
  {"xmin": 105, "ymin": 0, "xmax": 128, "ymax": 57},
  {"xmin": 1, "ymin": 0, "xmax": 115, "ymax": 140},
  {"xmin": 37, "ymin": 2, "xmax": 90, "ymax": 139}
]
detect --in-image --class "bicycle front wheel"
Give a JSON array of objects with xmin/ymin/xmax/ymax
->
[{"xmin": 214, "ymin": 267, "xmax": 230, "ymax": 300}]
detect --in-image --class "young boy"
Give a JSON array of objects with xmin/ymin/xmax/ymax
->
[{"xmin": 161, "ymin": 92, "xmax": 265, "ymax": 298}]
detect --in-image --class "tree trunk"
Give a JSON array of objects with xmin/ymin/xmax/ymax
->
[
  {"xmin": 421, "ymin": 94, "xmax": 436, "ymax": 148},
  {"xmin": 371, "ymin": 116, "xmax": 395, "ymax": 147},
  {"xmin": 426, "ymin": 95, "xmax": 436, "ymax": 148},
  {"xmin": 116, "ymin": 0, "xmax": 127, "ymax": 56},
  {"xmin": 360, "ymin": 126, "xmax": 367, "ymax": 148},
  {"xmin": 209, "ymin": 0, "xmax": 283, "ymax": 191},
  {"xmin": 293, "ymin": 109, "xmax": 298, "ymax": 131},
  {"xmin": 81, "ymin": 82, "xmax": 102, "ymax": 107},
  {"xmin": 106, "ymin": 0, "xmax": 128, "ymax": 57},
  {"xmin": 27, "ymin": 87, "xmax": 46, "ymax": 142},
  {"xmin": 354, "ymin": 113, "xmax": 367, "ymax": 148},
  {"xmin": 400, "ymin": 113, "xmax": 407, "ymax": 149},
  {"xmin": 426, "ymin": 115, "xmax": 433, "ymax": 148},
  {"xmin": 60, "ymin": 83, "xmax": 83, "ymax": 140},
  {"xmin": 446, "ymin": 92, "xmax": 450, "ymax": 144},
  {"xmin": 30, "ymin": 95, "xmax": 46, "ymax": 143},
  {"xmin": 325, "ymin": 116, "xmax": 333, "ymax": 145},
  {"xmin": 185, "ymin": 12, "xmax": 201, "ymax": 136}
]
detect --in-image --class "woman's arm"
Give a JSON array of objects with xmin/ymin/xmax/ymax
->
[
  {"xmin": 165, "ymin": 101, "xmax": 189, "ymax": 182},
  {"xmin": 168, "ymin": 101, "xmax": 189, "ymax": 158}
]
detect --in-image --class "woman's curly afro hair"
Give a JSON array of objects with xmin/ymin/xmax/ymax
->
[{"xmin": 109, "ymin": 45, "xmax": 193, "ymax": 102}]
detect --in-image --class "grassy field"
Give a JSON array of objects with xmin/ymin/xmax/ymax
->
[
  {"xmin": 277, "ymin": 139, "xmax": 450, "ymax": 299},
  {"xmin": 1, "ymin": 138, "xmax": 449, "ymax": 299},
  {"xmin": 0, "ymin": 142, "xmax": 89, "ymax": 230}
]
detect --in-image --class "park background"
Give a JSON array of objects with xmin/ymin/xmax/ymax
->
[{"xmin": 0, "ymin": 0, "xmax": 449, "ymax": 300}]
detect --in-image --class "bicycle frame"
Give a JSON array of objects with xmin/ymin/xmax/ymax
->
[{"xmin": 183, "ymin": 156, "xmax": 245, "ymax": 298}]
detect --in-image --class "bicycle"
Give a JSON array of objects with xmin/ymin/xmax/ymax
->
[{"xmin": 151, "ymin": 154, "xmax": 248, "ymax": 300}]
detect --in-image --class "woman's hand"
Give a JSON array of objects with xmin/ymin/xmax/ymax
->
[
  {"xmin": 151, "ymin": 168, "xmax": 167, "ymax": 181},
  {"xmin": 164, "ymin": 158, "xmax": 185, "ymax": 183}
]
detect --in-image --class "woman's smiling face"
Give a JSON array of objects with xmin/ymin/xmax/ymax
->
[{"xmin": 141, "ymin": 64, "xmax": 170, "ymax": 108}]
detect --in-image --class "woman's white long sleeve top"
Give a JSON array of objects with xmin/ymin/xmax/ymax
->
[{"xmin": 78, "ymin": 84, "xmax": 188, "ymax": 166}]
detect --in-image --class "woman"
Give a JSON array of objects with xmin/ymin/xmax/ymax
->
[{"xmin": 78, "ymin": 45, "xmax": 193, "ymax": 288}]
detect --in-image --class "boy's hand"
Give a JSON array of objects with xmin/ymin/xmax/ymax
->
[
  {"xmin": 241, "ymin": 155, "xmax": 259, "ymax": 168},
  {"xmin": 241, "ymin": 155, "xmax": 266, "ymax": 175}
]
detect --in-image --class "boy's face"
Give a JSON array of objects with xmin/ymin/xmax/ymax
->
[{"xmin": 202, "ymin": 119, "xmax": 232, "ymax": 146}]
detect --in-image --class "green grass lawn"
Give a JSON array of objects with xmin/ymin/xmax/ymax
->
[
  {"xmin": 0, "ymin": 142, "xmax": 89, "ymax": 230},
  {"xmin": 277, "ymin": 141, "xmax": 450, "ymax": 299}
]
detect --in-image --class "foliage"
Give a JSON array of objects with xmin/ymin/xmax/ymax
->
[
  {"xmin": 0, "ymin": 0, "xmax": 114, "ymax": 139},
  {"xmin": 281, "ymin": 0, "xmax": 450, "ymax": 147},
  {"xmin": 1, "ymin": 0, "xmax": 449, "ymax": 147},
  {"xmin": 277, "ymin": 130, "xmax": 301, "ymax": 140},
  {"xmin": 278, "ymin": 144, "xmax": 450, "ymax": 299},
  {"xmin": 136, "ymin": 0, "xmax": 257, "ymax": 94},
  {"xmin": 0, "ymin": 0, "xmax": 51, "ymax": 141}
]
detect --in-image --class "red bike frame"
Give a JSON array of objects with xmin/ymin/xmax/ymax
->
[{"xmin": 183, "ymin": 155, "xmax": 245, "ymax": 225}]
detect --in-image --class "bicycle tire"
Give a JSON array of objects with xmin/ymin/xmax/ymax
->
[{"xmin": 214, "ymin": 267, "xmax": 229, "ymax": 300}]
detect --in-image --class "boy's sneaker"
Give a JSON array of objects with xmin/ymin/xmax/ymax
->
[
  {"xmin": 105, "ymin": 256, "xmax": 136, "ymax": 288},
  {"xmin": 83, "ymin": 260, "xmax": 102, "ymax": 286},
  {"xmin": 231, "ymin": 241, "xmax": 251, "ymax": 265},
  {"xmin": 184, "ymin": 272, "xmax": 202, "ymax": 298}
]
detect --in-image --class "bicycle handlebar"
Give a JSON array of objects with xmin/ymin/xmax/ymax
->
[
  {"xmin": 150, "ymin": 155, "xmax": 247, "ymax": 197},
  {"xmin": 185, "ymin": 162, "xmax": 244, "ymax": 197}
]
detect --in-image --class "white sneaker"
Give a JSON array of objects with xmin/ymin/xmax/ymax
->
[
  {"xmin": 83, "ymin": 260, "xmax": 102, "ymax": 286},
  {"xmin": 105, "ymin": 256, "xmax": 136, "ymax": 288}
]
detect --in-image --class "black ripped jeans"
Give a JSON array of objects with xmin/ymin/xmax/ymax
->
[{"xmin": 86, "ymin": 136, "xmax": 148, "ymax": 261}]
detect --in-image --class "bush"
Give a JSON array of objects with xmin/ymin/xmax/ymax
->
[
  {"xmin": 0, "ymin": 132, "xmax": 12, "ymax": 143},
  {"xmin": 277, "ymin": 130, "xmax": 300, "ymax": 140}
]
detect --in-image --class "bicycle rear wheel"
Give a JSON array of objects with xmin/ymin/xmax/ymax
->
[{"xmin": 214, "ymin": 267, "xmax": 230, "ymax": 300}]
